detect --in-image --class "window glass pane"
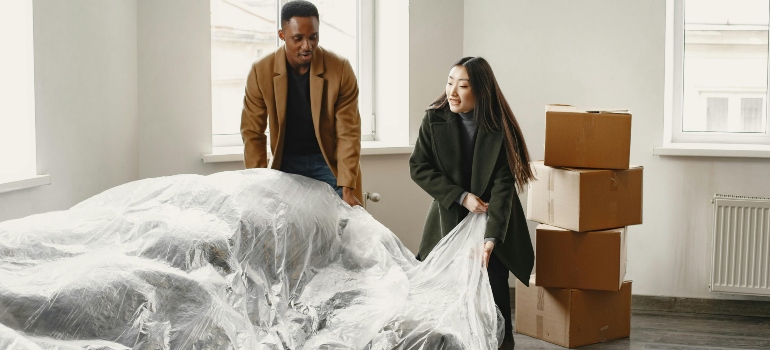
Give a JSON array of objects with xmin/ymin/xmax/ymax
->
[
  {"xmin": 706, "ymin": 97, "xmax": 729, "ymax": 131},
  {"xmin": 682, "ymin": 0, "xmax": 769, "ymax": 133},
  {"xmin": 741, "ymin": 97, "xmax": 764, "ymax": 131},
  {"xmin": 211, "ymin": 0, "xmax": 278, "ymax": 141},
  {"xmin": 0, "ymin": 0, "xmax": 36, "ymax": 181},
  {"xmin": 307, "ymin": 0, "xmax": 358, "ymax": 76},
  {"xmin": 308, "ymin": 0, "xmax": 372, "ymax": 140}
]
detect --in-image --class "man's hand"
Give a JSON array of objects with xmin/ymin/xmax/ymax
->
[
  {"xmin": 482, "ymin": 240, "xmax": 495, "ymax": 268},
  {"xmin": 342, "ymin": 187, "xmax": 362, "ymax": 207},
  {"xmin": 462, "ymin": 193, "xmax": 488, "ymax": 213}
]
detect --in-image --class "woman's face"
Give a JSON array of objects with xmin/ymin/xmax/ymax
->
[{"xmin": 446, "ymin": 65, "xmax": 475, "ymax": 113}]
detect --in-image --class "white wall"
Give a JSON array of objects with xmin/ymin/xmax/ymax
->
[
  {"xmin": 356, "ymin": 0, "xmax": 465, "ymax": 252},
  {"xmin": 137, "ymin": 0, "xmax": 231, "ymax": 178},
  {"xmin": 0, "ymin": 0, "xmax": 139, "ymax": 222},
  {"xmin": 0, "ymin": 0, "xmax": 435, "ymax": 254},
  {"xmin": 359, "ymin": 155, "xmax": 430, "ymax": 252},
  {"xmin": 7, "ymin": 0, "xmax": 754, "ymax": 301},
  {"xmin": 464, "ymin": 0, "xmax": 770, "ymax": 300},
  {"xmin": 133, "ymin": 0, "xmax": 439, "ymax": 253},
  {"xmin": 408, "ymin": 0, "xmax": 465, "ymax": 143}
]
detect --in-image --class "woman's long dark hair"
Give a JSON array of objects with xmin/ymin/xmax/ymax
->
[{"xmin": 429, "ymin": 56, "xmax": 535, "ymax": 191}]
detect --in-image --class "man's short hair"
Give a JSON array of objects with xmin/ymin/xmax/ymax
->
[{"xmin": 281, "ymin": 1, "xmax": 320, "ymax": 26}]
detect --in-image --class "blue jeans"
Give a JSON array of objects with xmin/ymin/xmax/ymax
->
[{"xmin": 280, "ymin": 153, "xmax": 343, "ymax": 198}]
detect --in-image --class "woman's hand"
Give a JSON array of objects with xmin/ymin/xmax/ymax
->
[
  {"xmin": 462, "ymin": 193, "xmax": 488, "ymax": 213},
  {"xmin": 482, "ymin": 240, "xmax": 495, "ymax": 268}
]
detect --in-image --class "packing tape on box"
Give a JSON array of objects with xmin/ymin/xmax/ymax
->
[
  {"xmin": 536, "ymin": 315, "xmax": 544, "ymax": 339},
  {"xmin": 548, "ymin": 169, "xmax": 555, "ymax": 222},
  {"xmin": 536, "ymin": 288, "xmax": 546, "ymax": 340},
  {"xmin": 537, "ymin": 288, "xmax": 545, "ymax": 311},
  {"xmin": 620, "ymin": 228, "xmax": 628, "ymax": 287},
  {"xmin": 548, "ymin": 199, "xmax": 554, "ymax": 223},
  {"xmin": 610, "ymin": 171, "xmax": 618, "ymax": 191},
  {"xmin": 530, "ymin": 286, "xmax": 545, "ymax": 339},
  {"xmin": 582, "ymin": 113, "xmax": 597, "ymax": 140},
  {"xmin": 599, "ymin": 325, "xmax": 609, "ymax": 342},
  {"xmin": 618, "ymin": 169, "xmax": 631, "ymax": 189},
  {"xmin": 575, "ymin": 114, "xmax": 597, "ymax": 165},
  {"xmin": 548, "ymin": 168, "xmax": 555, "ymax": 191},
  {"xmin": 609, "ymin": 171, "xmax": 620, "ymax": 220}
]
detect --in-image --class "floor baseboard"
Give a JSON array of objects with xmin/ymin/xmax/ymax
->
[
  {"xmin": 629, "ymin": 294, "xmax": 770, "ymax": 318},
  {"xmin": 508, "ymin": 288, "xmax": 770, "ymax": 318}
]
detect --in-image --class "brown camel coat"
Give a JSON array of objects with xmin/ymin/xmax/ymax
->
[{"xmin": 241, "ymin": 45, "xmax": 362, "ymax": 201}]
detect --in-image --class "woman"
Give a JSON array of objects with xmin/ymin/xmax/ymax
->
[{"xmin": 409, "ymin": 57, "xmax": 535, "ymax": 348}]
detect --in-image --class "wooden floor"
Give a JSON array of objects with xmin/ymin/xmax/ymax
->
[{"xmin": 511, "ymin": 310, "xmax": 770, "ymax": 349}]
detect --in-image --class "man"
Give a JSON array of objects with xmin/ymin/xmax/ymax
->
[{"xmin": 241, "ymin": 0, "xmax": 363, "ymax": 206}]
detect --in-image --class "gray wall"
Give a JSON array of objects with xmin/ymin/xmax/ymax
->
[
  {"xmin": 0, "ymin": 0, "xmax": 438, "ymax": 252},
  {"xmin": 133, "ymin": 0, "xmax": 437, "ymax": 253},
  {"xmin": 137, "ymin": 0, "xmax": 232, "ymax": 179},
  {"xmin": 464, "ymin": 0, "xmax": 770, "ymax": 299},
  {"xmin": 408, "ymin": 0, "xmax": 465, "ymax": 143},
  {"xmin": 3, "ymin": 0, "xmax": 767, "ymax": 300},
  {"xmin": 0, "ymin": 0, "xmax": 139, "ymax": 222}
]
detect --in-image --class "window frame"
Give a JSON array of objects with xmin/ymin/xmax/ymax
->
[
  {"xmin": 210, "ymin": 0, "xmax": 375, "ymax": 149},
  {"xmin": 668, "ymin": 0, "xmax": 770, "ymax": 145}
]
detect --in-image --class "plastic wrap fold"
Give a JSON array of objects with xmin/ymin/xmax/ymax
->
[{"xmin": 0, "ymin": 169, "xmax": 503, "ymax": 349}]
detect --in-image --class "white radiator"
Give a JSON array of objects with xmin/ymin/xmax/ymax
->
[{"xmin": 711, "ymin": 194, "xmax": 770, "ymax": 296}]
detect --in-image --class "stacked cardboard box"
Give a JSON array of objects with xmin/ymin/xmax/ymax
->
[
  {"xmin": 516, "ymin": 105, "xmax": 642, "ymax": 348},
  {"xmin": 515, "ymin": 276, "xmax": 632, "ymax": 348}
]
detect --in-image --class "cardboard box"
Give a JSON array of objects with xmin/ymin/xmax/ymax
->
[
  {"xmin": 536, "ymin": 224, "xmax": 627, "ymax": 291},
  {"xmin": 526, "ymin": 161, "xmax": 643, "ymax": 232},
  {"xmin": 544, "ymin": 105, "xmax": 631, "ymax": 170},
  {"xmin": 515, "ymin": 276, "xmax": 631, "ymax": 348}
]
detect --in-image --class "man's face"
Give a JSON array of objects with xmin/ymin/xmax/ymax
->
[{"xmin": 279, "ymin": 16, "xmax": 319, "ymax": 72}]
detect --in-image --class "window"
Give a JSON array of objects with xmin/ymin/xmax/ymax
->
[
  {"xmin": 0, "ymin": 0, "xmax": 37, "ymax": 183},
  {"xmin": 210, "ymin": 0, "xmax": 374, "ymax": 149},
  {"xmin": 669, "ymin": 0, "xmax": 770, "ymax": 144}
]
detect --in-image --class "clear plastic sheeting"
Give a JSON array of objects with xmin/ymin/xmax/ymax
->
[{"xmin": 0, "ymin": 169, "xmax": 503, "ymax": 349}]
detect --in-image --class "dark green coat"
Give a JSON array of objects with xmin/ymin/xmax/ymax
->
[{"xmin": 409, "ymin": 107, "xmax": 534, "ymax": 286}]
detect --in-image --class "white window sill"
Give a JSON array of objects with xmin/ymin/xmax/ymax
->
[
  {"xmin": 202, "ymin": 146, "xmax": 245, "ymax": 163},
  {"xmin": 360, "ymin": 140, "xmax": 414, "ymax": 156},
  {"xmin": 202, "ymin": 141, "xmax": 414, "ymax": 164},
  {"xmin": 653, "ymin": 143, "xmax": 770, "ymax": 158},
  {"xmin": 0, "ymin": 174, "xmax": 51, "ymax": 194}
]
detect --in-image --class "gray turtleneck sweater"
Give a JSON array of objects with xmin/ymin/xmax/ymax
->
[
  {"xmin": 458, "ymin": 111, "xmax": 477, "ymax": 191},
  {"xmin": 455, "ymin": 110, "xmax": 496, "ymax": 245}
]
